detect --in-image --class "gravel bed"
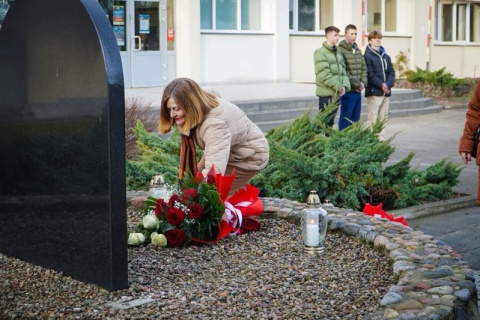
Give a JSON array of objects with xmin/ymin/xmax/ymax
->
[{"xmin": 0, "ymin": 213, "xmax": 396, "ymax": 319}]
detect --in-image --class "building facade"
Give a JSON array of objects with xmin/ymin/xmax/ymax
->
[{"xmin": 1, "ymin": 0, "xmax": 479, "ymax": 88}]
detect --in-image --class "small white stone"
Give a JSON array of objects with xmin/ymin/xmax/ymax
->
[{"xmin": 374, "ymin": 235, "xmax": 389, "ymax": 247}]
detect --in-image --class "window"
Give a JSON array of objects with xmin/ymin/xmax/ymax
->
[
  {"xmin": 201, "ymin": 0, "xmax": 213, "ymax": 29},
  {"xmin": 289, "ymin": 0, "xmax": 333, "ymax": 32},
  {"xmin": 201, "ymin": 0, "xmax": 261, "ymax": 31},
  {"xmin": 471, "ymin": 3, "xmax": 480, "ymax": 42},
  {"xmin": 366, "ymin": 0, "xmax": 397, "ymax": 33},
  {"xmin": 437, "ymin": 1, "xmax": 480, "ymax": 43}
]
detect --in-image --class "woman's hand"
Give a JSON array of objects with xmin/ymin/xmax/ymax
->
[{"xmin": 460, "ymin": 152, "xmax": 471, "ymax": 165}]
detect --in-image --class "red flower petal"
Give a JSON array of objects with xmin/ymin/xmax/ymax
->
[
  {"xmin": 164, "ymin": 228, "xmax": 186, "ymax": 247},
  {"xmin": 155, "ymin": 198, "xmax": 169, "ymax": 216},
  {"xmin": 166, "ymin": 207, "xmax": 186, "ymax": 226},
  {"xmin": 168, "ymin": 194, "xmax": 181, "ymax": 207},
  {"xmin": 187, "ymin": 203, "xmax": 204, "ymax": 219},
  {"xmin": 182, "ymin": 189, "xmax": 197, "ymax": 203}
]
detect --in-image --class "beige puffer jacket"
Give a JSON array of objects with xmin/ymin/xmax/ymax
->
[{"xmin": 193, "ymin": 98, "xmax": 269, "ymax": 177}]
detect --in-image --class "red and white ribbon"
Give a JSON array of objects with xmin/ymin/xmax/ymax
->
[{"xmin": 223, "ymin": 200, "xmax": 253, "ymax": 235}]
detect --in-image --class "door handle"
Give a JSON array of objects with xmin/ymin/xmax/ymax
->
[{"xmin": 133, "ymin": 36, "xmax": 142, "ymax": 51}]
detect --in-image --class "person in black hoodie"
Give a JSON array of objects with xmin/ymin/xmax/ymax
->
[{"xmin": 363, "ymin": 31, "xmax": 395, "ymax": 140}]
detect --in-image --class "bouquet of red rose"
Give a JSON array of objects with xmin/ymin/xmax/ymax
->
[{"xmin": 129, "ymin": 166, "xmax": 263, "ymax": 247}]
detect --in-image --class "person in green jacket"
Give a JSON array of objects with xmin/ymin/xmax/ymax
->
[
  {"xmin": 338, "ymin": 24, "xmax": 368, "ymax": 130},
  {"xmin": 313, "ymin": 25, "xmax": 351, "ymax": 127}
]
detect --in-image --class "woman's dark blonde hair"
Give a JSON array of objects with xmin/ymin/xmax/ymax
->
[{"xmin": 158, "ymin": 78, "xmax": 219, "ymax": 134}]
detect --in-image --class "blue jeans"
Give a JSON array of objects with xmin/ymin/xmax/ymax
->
[{"xmin": 339, "ymin": 91, "xmax": 362, "ymax": 130}]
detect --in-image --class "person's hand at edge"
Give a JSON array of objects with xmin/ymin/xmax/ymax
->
[{"xmin": 460, "ymin": 152, "xmax": 471, "ymax": 165}]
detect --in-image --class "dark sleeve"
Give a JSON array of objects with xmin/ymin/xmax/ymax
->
[{"xmin": 385, "ymin": 55, "xmax": 395, "ymax": 89}]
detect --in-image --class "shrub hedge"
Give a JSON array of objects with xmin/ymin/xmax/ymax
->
[{"xmin": 126, "ymin": 106, "xmax": 461, "ymax": 211}]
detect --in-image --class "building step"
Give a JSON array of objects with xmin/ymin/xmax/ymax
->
[
  {"xmin": 243, "ymin": 97, "xmax": 439, "ymax": 123},
  {"xmin": 233, "ymin": 89, "xmax": 425, "ymax": 113},
  {"xmin": 248, "ymin": 100, "xmax": 444, "ymax": 133}
]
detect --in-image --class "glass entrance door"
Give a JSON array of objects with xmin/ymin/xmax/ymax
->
[
  {"xmin": 102, "ymin": 0, "xmax": 168, "ymax": 88},
  {"xmin": 130, "ymin": 0, "xmax": 166, "ymax": 87}
]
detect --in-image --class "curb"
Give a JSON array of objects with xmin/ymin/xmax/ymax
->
[{"xmin": 390, "ymin": 195, "xmax": 478, "ymax": 220}]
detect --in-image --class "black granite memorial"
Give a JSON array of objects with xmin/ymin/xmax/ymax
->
[{"xmin": 0, "ymin": 0, "xmax": 128, "ymax": 291}]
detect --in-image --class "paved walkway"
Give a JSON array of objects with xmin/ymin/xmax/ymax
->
[
  {"xmin": 408, "ymin": 206, "xmax": 480, "ymax": 270},
  {"xmin": 127, "ymin": 82, "xmax": 480, "ymax": 270},
  {"xmin": 384, "ymin": 109, "xmax": 480, "ymax": 270},
  {"xmin": 126, "ymin": 82, "xmax": 317, "ymax": 107},
  {"xmin": 384, "ymin": 108, "xmax": 475, "ymax": 197}
]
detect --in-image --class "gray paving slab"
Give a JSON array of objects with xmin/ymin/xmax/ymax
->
[
  {"xmin": 383, "ymin": 108, "xmax": 476, "ymax": 196},
  {"xmin": 384, "ymin": 108, "xmax": 480, "ymax": 270},
  {"xmin": 408, "ymin": 207, "xmax": 480, "ymax": 270}
]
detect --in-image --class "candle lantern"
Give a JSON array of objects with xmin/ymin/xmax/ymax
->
[
  {"xmin": 149, "ymin": 174, "xmax": 169, "ymax": 199},
  {"xmin": 323, "ymin": 199, "xmax": 334, "ymax": 208},
  {"xmin": 301, "ymin": 191, "xmax": 328, "ymax": 253}
]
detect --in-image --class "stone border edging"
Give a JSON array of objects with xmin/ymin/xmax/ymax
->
[{"xmin": 261, "ymin": 197, "xmax": 479, "ymax": 319}]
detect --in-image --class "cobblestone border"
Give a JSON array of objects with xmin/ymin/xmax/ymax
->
[{"xmin": 261, "ymin": 197, "xmax": 480, "ymax": 319}]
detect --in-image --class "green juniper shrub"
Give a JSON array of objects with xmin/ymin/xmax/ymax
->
[
  {"xmin": 251, "ymin": 102, "xmax": 396, "ymax": 210},
  {"xmin": 405, "ymin": 67, "xmax": 466, "ymax": 88},
  {"xmin": 387, "ymin": 158, "xmax": 461, "ymax": 209},
  {"xmin": 371, "ymin": 152, "xmax": 416, "ymax": 208},
  {"xmin": 251, "ymin": 102, "xmax": 461, "ymax": 211},
  {"xmin": 125, "ymin": 120, "xmax": 204, "ymax": 190},
  {"xmin": 126, "ymin": 103, "xmax": 461, "ymax": 211}
]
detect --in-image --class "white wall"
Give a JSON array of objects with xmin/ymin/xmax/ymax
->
[
  {"xmin": 200, "ymin": 34, "xmax": 276, "ymax": 84},
  {"xmin": 271, "ymin": 0, "xmax": 290, "ymax": 82},
  {"xmin": 174, "ymin": 0, "xmax": 201, "ymax": 81},
  {"xmin": 411, "ymin": 0, "xmax": 429, "ymax": 71},
  {"xmin": 290, "ymin": 35, "xmax": 321, "ymax": 83},
  {"xmin": 430, "ymin": 46, "xmax": 480, "ymax": 78}
]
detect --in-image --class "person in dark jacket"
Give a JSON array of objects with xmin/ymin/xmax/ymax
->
[
  {"xmin": 338, "ymin": 24, "xmax": 368, "ymax": 130},
  {"xmin": 313, "ymin": 25, "xmax": 350, "ymax": 127},
  {"xmin": 363, "ymin": 30, "xmax": 395, "ymax": 140}
]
